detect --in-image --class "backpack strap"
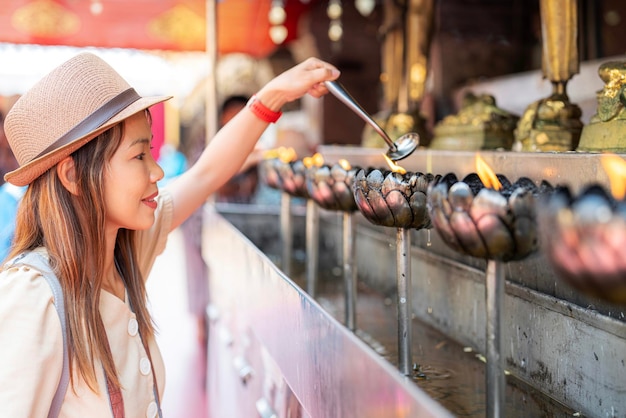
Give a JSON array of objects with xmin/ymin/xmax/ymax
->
[
  {"xmin": 7, "ymin": 253, "xmax": 136, "ymax": 418},
  {"xmin": 7, "ymin": 252, "xmax": 69, "ymax": 418}
]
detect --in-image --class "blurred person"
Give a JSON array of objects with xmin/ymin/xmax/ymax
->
[
  {"xmin": 0, "ymin": 109, "xmax": 18, "ymax": 184},
  {"xmin": 0, "ymin": 110, "xmax": 25, "ymax": 260},
  {"xmin": 0, "ymin": 52, "xmax": 339, "ymax": 416},
  {"xmin": 0, "ymin": 180, "xmax": 25, "ymax": 261},
  {"xmin": 215, "ymin": 95, "xmax": 318, "ymax": 206},
  {"xmin": 176, "ymin": 95, "xmax": 270, "ymax": 341},
  {"xmin": 178, "ymin": 119, "xmax": 209, "ymax": 346},
  {"xmin": 214, "ymin": 95, "xmax": 261, "ymax": 203}
]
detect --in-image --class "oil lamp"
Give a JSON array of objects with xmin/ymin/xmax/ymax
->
[
  {"xmin": 306, "ymin": 158, "xmax": 361, "ymax": 331},
  {"xmin": 301, "ymin": 153, "xmax": 324, "ymax": 297},
  {"xmin": 260, "ymin": 149, "xmax": 328, "ymax": 292},
  {"xmin": 427, "ymin": 154, "xmax": 552, "ymax": 417},
  {"xmin": 259, "ymin": 147, "xmax": 295, "ymax": 191},
  {"xmin": 352, "ymin": 155, "xmax": 438, "ymax": 377},
  {"xmin": 259, "ymin": 147, "xmax": 299, "ymax": 276},
  {"xmin": 538, "ymin": 154, "xmax": 626, "ymax": 304}
]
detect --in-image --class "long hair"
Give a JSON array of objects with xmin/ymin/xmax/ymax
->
[{"xmin": 7, "ymin": 114, "xmax": 155, "ymax": 393}]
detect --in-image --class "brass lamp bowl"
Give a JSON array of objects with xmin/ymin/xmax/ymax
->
[
  {"xmin": 306, "ymin": 163, "xmax": 360, "ymax": 212},
  {"xmin": 538, "ymin": 185, "xmax": 626, "ymax": 304},
  {"xmin": 276, "ymin": 159, "xmax": 310, "ymax": 198},
  {"xmin": 352, "ymin": 168, "xmax": 437, "ymax": 229},
  {"xmin": 260, "ymin": 158, "xmax": 285, "ymax": 190},
  {"xmin": 427, "ymin": 173, "xmax": 552, "ymax": 261}
]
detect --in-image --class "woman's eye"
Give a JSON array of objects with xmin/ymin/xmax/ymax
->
[{"xmin": 136, "ymin": 152, "xmax": 146, "ymax": 160}]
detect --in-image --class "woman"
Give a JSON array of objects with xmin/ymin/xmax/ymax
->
[{"xmin": 0, "ymin": 52, "xmax": 339, "ymax": 417}]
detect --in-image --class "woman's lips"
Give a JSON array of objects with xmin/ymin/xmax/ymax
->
[{"xmin": 143, "ymin": 192, "xmax": 158, "ymax": 209}]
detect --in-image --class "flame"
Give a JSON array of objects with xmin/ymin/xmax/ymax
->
[
  {"xmin": 303, "ymin": 152, "xmax": 324, "ymax": 168},
  {"xmin": 601, "ymin": 153, "xmax": 626, "ymax": 199},
  {"xmin": 383, "ymin": 153, "xmax": 407, "ymax": 174},
  {"xmin": 263, "ymin": 146, "xmax": 297, "ymax": 162},
  {"xmin": 475, "ymin": 154, "xmax": 501, "ymax": 190},
  {"xmin": 338, "ymin": 159, "xmax": 351, "ymax": 170},
  {"xmin": 262, "ymin": 149, "xmax": 279, "ymax": 160},
  {"xmin": 279, "ymin": 147, "xmax": 297, "ymax": 163}
]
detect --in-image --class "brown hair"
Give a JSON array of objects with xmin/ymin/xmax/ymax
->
[{"xmin": 7, "ymin": 114, "xmax": 154, "ymax": 393}]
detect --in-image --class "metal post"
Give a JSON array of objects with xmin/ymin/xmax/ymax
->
[
  {"xmin": 486, "ymin": 259, "xmax": 505, "ymax": 418},
  {"xmin": 343, "ymin": 212, "xmax": 357, "ymax": 331},
  {"xmin": 305, "ymin": 199, "xmax": 319, "ymax": 296},
  {"xmin": 280, "ymin": 192, "xmax": 292, "ymax": 277},
  {"xmin": 204, "ymin": 0, "xmax": 218, "ymax": 142},
  {"xmin": 396, "ymin": 227, "xmax": 412, "ymax": 376}
]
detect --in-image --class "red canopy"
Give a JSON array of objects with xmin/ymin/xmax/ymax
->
[{"xmin": 0, "ymin": 0, "xmax": 310, "ymax": 58}]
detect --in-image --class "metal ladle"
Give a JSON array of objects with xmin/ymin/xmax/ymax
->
[{"xmin": 325, "ymin": 80, "xmax": 420, "ymax": 161}]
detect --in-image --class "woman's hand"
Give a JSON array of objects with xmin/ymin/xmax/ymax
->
[
  {"xmin": 167, "ymin": 57, "xmax": 340, "ymax": 231},
  {"xmin": 254, "ymin": 57, "xmax": 341, "ymax": 111}
]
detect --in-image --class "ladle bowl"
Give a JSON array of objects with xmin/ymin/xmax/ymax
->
[{"xmin": 325, "ymin": 80, "xmax": 420, "ymax": 161}]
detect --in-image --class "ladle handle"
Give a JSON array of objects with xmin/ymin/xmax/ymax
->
[{"xmin": 325, "ymin": 81, "xmax": 397, "ymax": 151}]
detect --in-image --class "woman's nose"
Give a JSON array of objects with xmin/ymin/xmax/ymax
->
[{"xmin": 152, "ymin": 159, "xmax": 165, "ymax": 183}]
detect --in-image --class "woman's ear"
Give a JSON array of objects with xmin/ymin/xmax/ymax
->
[{"xmin": 57, "ymin": 156, "xmax": 79, "ymax": 195}]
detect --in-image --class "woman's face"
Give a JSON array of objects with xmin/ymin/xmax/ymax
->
[{"xmin": 104, "ymin": 112, "xmax": 164, "ymax": 232}]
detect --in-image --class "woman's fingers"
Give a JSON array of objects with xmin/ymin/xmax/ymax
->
[
  {"xmin": 300, "ymin": 60, "xmax": 340, "ymax": 98},
  {"xmin": 259, "ymin": 58, "xmax": 341, "ymax": 105}
]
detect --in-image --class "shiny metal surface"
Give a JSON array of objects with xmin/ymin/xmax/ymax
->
[
  {"xmin": 538, "ymin": 185, "xmax": 626, "ymax": 304},
  {"xmin": 353, "ymin": 167, "xmax": 435, "ymax": 229},
  {"xmin": 485, "ymin": 260, "xmax": 505, "ymax": 418},
  {"xmin": 343, "ymin": 212, "xmax": 357, "ymax": 331},
  {"xmin": 280, "ymin": 192, "xmax": 292, "ymax": 277},
  {"xmin": 324, "ymin": 81, "xmax": 420, "ymax": 160},
  {"xmin": 204, "ymin": 207, "xmax": 454, "ymax": 418},
  {"xmin": 305, "ymin": 200, "xmax": 319, "ymax": 296},
  {"xmin": 308, "ymin": 142, "xmax": 626, "ymax": 417},
  {"xmin": 325, "ymin": 80, "xmax": 395, "ymax": 148},
  {"xmin": 318, "ymin": 145, "xmax": 623, "ymax": 193},
  {"xmin": 391, "ymin": 132, "xmax": 421, "ymax": 161},
  {"xmin": 256, "ymin": 398, "xmax": 278, "ymax": 418},
  {"xmin": 345, "ymin": 219, "xmax": 626, "ymax": 417},
  {"xmin": 306, "ymin": 163, "xmax": 360, "ymax": 212},
  {"xmin": 277, "ymin": 160, "xmax": 310, "ymax": 199},
  {"xmin": 217, "ymin": 202, "xmax": 626, "ymax": 416},
  {"xmin": 304, "ymin": 161, "xmax": 360, "ymax": 329},
  {"xmin": 427, "ymin": 173, "xmax": 544, "ymax": 261},
  {"xmin": 396, "ymin": 228, "xmax": 413, "ymax": 376},
  {"xmin": 351, "ymin": 166, "xmax": 432, "ymax": 377},
  {"xmin": 259, "ymin": 158, "xmax": 283, "ymax": 190}
]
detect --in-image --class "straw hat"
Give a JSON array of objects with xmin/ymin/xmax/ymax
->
[{"xmin": 4, "ymin": 52, "xmax": 171, "ymax": 186}]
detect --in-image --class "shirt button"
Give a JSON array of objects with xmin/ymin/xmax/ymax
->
[
  {"xmin": 128, "ymin": 318, "xmax": 139, "ymax": 336},
  {"xmin": 146, "ymin": 401, "xmax": 157, "ymax": 418},
  {"xmin": 140, "ymin": 357, "xmax": 151, "ymax": 375}
]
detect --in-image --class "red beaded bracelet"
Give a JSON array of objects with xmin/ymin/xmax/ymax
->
[{"xmin": 247, "ymin": 95, "xmax": 282, "ymax": 123}]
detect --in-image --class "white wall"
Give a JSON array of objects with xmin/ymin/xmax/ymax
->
[{"xmin": 0, "ymin": 43, "xmax": 209, "ymax": 106}]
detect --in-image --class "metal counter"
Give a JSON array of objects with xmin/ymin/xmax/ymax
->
[
  {"xmin": 218, "ymin": 201, "xmax": 626, "ymax": 417},
  {"xmin": 202, "ymin": 206, "xmax": 453, "ymax": 418},
  {"xmin": 318, "ymin": 146, "xmax": 621, "ymax": 193},
  {"xmin": 204, "ymin": 145, "xmax": 626, "ymax": 417},
  {"xmin": 314, "ymin": 146, "xmax": 626, "ymax": 417}
]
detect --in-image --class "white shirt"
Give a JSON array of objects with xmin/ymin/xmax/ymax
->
[{"xmin": 0, "ymin": 190, "xmax": 173, "ymax": 417}]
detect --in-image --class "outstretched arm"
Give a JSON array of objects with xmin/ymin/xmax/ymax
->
[{"xmin": 167, "ymin": 57, "xmax": 340, "ymax": 231}]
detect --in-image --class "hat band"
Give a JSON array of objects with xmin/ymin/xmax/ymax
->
[{"xmin": 33, "ymin": 88, "xmax": 141, "ymax": 161}]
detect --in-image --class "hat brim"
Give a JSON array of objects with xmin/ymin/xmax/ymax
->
[{"xmin": 5, "ymin": 95, "xmax": 172, "ymax": 186}]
